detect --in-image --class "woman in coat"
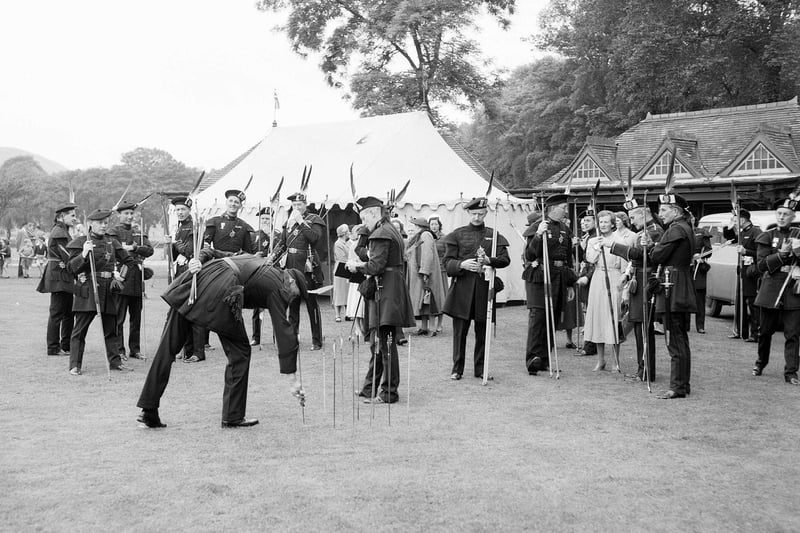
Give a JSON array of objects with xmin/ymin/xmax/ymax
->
[
  {"xmin": 429, "ymin": 216, "xmax": 447, "ymax": 333},
  {"xmin": 332, "ymin": 223, "xmax": 351, "ymax": 321},
  {"xmin": 405, "ymin": 217, "xmax": 447, "ymax": 336}
]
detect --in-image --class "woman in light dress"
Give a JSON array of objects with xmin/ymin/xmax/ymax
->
[
  {"xmin": 583, "ymin": 210, "xmax": 629, "ymax": 371},
  {"xmin": 345, "ymin": 224, "xmax": 366, "ymax": 334},
  {"xmin": 332, "ymin": 224, "xmax": 351, "ymax": 322}
]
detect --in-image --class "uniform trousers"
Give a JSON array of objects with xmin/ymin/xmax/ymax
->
[
  {"xmin": 756, "ymin": 308, "xmax": 800, "ymax": 379},
  {"xmin": 631, "ymin": 319, "xmax": 657, "ymax": 381},
  {"xmin": 137, "ymin": 309, "xmax": 252, "ymax": 421},
  {"xmin": 734, "ymin": 288, "xmax": 760, "ymax": 340},
  {"xmin": 452, "ymin": 317, "xmax": 487, "ymax": 377},
  {"xmin": 70, "ymin": 311, "xmax": 122, "ymax": 370},
  {"xmin": 526, "ymin": 308, "xmax": 551, "ymax": 372},
  {"xmin": 251, "ymin": 308, "xmax": 263, "ymax": 343},
  {"xmin": 359, "ymin": 325, "xmax": 401, "ymax": 402},
  {"xmin": 665, "ymin": 312, "xmax": 691, "ymax": 395},
  {"xmin": 116, "ymin": 295, "xmax": 143, "ymax": 355},
  {"xmin": 47, "ymin": 291, "xmax": 73, "ymax": 354},
  {"xmin": 182, "ymin": 321, "xmax": 206, "ymax": 360},
  {"xmin": 693, "ymin": 289, "xmax": 706, "ymax": 332},
  {"xmin": 289, "ymin": 274, "xmax": 322, "ymax": 347}
]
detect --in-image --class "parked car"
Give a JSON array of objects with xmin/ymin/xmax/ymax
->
[{"xmin": 699, "ymin": 210, "xmax": 800, "ymax": 316}]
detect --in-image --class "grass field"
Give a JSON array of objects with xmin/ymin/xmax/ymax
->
[{"xmin": 2, "ymin": 266, "xmax": 799, "ymax": 532}]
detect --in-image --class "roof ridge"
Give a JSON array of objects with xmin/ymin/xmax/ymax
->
[{"xmin": 645, "ymin": 97, "xmax": 798, "ymax": 122}]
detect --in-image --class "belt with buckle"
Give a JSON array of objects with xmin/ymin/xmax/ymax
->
[
  {"xmin": 96, "ymin": 271, "xmax": 113, "ymax": 279},
  {"xmin": 551, "ymin": 260, "xmax": 565, "ymax": 267},
  {"xmin": 287, "ymin": 247, "xmax": 303, "ymax": 254},
  {"xmin": 780, "ymin": 265, "xmax": 792, "ymax": 273}
]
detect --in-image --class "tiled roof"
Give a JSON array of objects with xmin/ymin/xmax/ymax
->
[{"xmin": 542, "ymin": 97, "xmax": 800, "ymax": 191}]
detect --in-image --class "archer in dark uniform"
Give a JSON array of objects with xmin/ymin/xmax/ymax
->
[
  {"xmin": 136, "ymin": 253, "xmax": 308, "ymax": 428},
  {"xmin": 690, "ymin": 216, "xmax": 712, "ymax": 333},
  {"xmin": 37, "ymin": 202, "xmax": 78, "ymax": 356},
  {"xmin": 648, "ymin": 194, "xmax": 697, "ymax": 399},
  {"xmin": 167, "ymin": 196, "xmax": 205, "ymax": 362},
  {"xmin": 348, "ymin": 196, "xmax": 415, "ymax": 403},
  {"xmin": 109, "ymin": 200, "xmax": 154, "ymax": 360},
  {"xmin": 525, "ymin": 195, "xmax": 575, "ymax": 375},
  {"xmin": 250, "ymin": 207, "xmax": 277, "ymax": 346},
  {"xmin": 605, "ymin": 201, "xmax": 664, "ymax": 382},
  {"xmin": 752, "ymin": 197, "xmax": 800, "ymax": 384},
  {"xmin": 443, "ymin": 197, "xmax": 510, "ymax": 380},
  {"xmin": 66, "ymin": 209, "xmax": 137, "ymax": 375},
  {"xmin": 200, "ymin": 188, "xmax": 255, "ymax": 358},
  {"xmin": 269, "ymin": 191, "xmax": 325, "ymax": 350},
  {"xmin": 723, "ymin": 210, "xmax": 762, "ymax": 342}
]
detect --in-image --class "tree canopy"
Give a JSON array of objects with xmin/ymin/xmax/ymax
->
[{"xmin": 256, "ymin": 0, "xmax": 516, "ymax": 117}]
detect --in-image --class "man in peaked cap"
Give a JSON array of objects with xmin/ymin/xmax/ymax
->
[
  {"xmin": 723, "ymin": 208, "xmax": 762, "ymax": 342},
  {"xmin": 37, "ymin": 201, "xmax": 79, "ymax": 356},
  {"xmin": 348, "ymin": 195, "xmax": 415, "ymax": 403},
  {"xmin": 268, "ymin": 191, "xmax": 326, "ymax": 350},
  {"xmin": 647, "ymin": 193, "xmax": 696, "ymax": 398},
  {"xmin": 166, "ymin": 196, "xmax": 205, "ymax": 362},
  {"xmin": 109, "ymin": 200, "xmax": 154, "ymax": 360},
  {"xmin": 525, "ymin": 193, "xmax": 577, "ymax": 375},
  {"xmin": 442, "ymin": 196, "xmax": 510, "ymax": 380},
  {"xmin": 751, "ymin": 196, "xmax": 800, "ymax": 385},
  {"xmin": 66, "ymin": 209, "xmax": 138, "ymax": 375}
]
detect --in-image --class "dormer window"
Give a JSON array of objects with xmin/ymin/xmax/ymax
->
[
  {"xmin": 644, "ymin": 152, "xmax": 690, "ymax": 178},
  {"xmin": 572, "ymin": 157, "xmax": 606, "ymax": 181},
  {"xmin": 734, "ymin": 143, "xmax": 788, "ymax": 174}
]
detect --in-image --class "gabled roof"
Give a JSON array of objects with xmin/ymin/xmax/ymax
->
[
  {"xmin": 197, "ymin": 140, "xmax": 262, "ymax": 192},
  {"xmin": 541, "ymin": 97, "xmax": 800, "ymax": 192}
]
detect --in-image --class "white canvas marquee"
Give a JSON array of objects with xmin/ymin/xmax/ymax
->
[{"xmin": 193, "ymin": 111, "xmax": 534, "ymax": 301}]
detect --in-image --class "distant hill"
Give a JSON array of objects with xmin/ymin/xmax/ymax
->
[{"xmin": 0, "ymin": 147, "xmax": 68, "ymax": 174}]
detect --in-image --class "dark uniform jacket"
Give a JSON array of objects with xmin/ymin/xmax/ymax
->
[
  {"xmin": 109, "ymin": 223, "xmax": 154, "ymax": 296},
  {"xmin": 610, "ymin": 220, "xmax": 665, "ymax": 321},
  {"xmin": 524, "ymin": 218, "xmax": 576, "ymax": 311},
  {"xmin": 171, "ymin": 217, "xmax": 195, "ymax": 276},
  {"xmin": 67, "ymin": 233, "xmax": 136, "ymax": 314},
  {"xmin": 691, "ymin": 226, "xmax": 712, "ymax": 291},
  {"xmin": 753, "ymin": 226, "xmax": 800, "ymax": 310},
  {"xmin": 356, "ymin": 219, "xmax": 415, "ymax": 329},
  {"xmin": 272, "ymin": 212, "xmax": 325, "ymax": 286},
  {"xmin": 36, "ymin": 222, "xmax": 73, "ymax": 294},
  {"xmin": 442, "ymin": 222, "xmax": 510, "ymax": 321},
  {"xmin": 203, "ymin": 214, "xmax": 254, "ymax": 257},
  {"xmin": 649, "ymin": 216, "xmax": 697, "ymax": 313},
  {"xmin": 252, "ymin": 229, "xmax": 278, "ymax": 255},
  {"xmin": 723, "ymin": 223, "xmax": 762, "ymax": 297}
]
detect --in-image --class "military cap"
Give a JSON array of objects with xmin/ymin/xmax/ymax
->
[
  {"xmin": 356, "ymin": 196, "xmax": 384, "ymax": 210},
  {"xmin": 87, "ymin": 209, "xmax": 112, "ymax": 221},
  {"xmin": 225, "ymin": 189, "xmax": 246, "ymax": 202},
  {"xmin": 659, "ymin": 193, "xmax": 689, "ymax": 210},
  {"xmin": 115, "ymin": 200, "xmax": 137, "ymax": 212},
  {"xmin": 774, "ymin": 197, "xmax": 799, "ymax": 211},
  {"xmin": 408, "ymin": 217, "xmax": 429, "ymax": 228},
  {"xmin": 257, "ymin": 206, "xmax": 272, "ymax": 217},
  {"xmin": 171, "ymin": 196, "xmax": 192, "ymax": 208},
  {"xmin": 578, "ymin": 209, "xmax": 595, "ymax": 219},
  {"xmin": 55, "ymin": 202, "xmax": 78, "ymax": 214},
  {"xmin": 464, "ymin": 197, "xmax": 489, "ymax": 210},
  {"xmin": 544, "ymin": 193, "xmax": 569, "ymax": 206},
  {"xmin": 287, "ymin": 192, "xmax": 308, "ymax": 202},
  {"xmin": 622, "ymin": 198, "xmax": 640, "ymax": 211}
]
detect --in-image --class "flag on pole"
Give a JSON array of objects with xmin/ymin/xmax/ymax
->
[{"xmin": 274, "ymin": 89, "xmax": 280, "ymax": 111}]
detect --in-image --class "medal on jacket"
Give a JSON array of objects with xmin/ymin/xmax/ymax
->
[
  {"xmin": 229, "ymin": 229, "xmax": 236, "ymax": 238},
  {"xmin": 773, "ymin": 237, "xmax": 779, "ymax": 249},
  {"xmin": 220, "ymin": 222, "xmax": 226, "ymax": 230}
]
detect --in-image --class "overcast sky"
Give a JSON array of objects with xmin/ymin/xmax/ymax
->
[{"xmin": 0, "ymin": 0, "xmax": 548, "ymax": 171}]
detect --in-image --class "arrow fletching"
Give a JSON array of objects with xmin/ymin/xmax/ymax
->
[
  {"xmin": 270, "ymin": 176, "xmax": 284, "ymax": 205},
  {"xmin": 190, "ymin": 170, "xmax": 206, "ymax": 197},
  {"xmin": 485, "ymin": 170, "xmax": 495, "ymax": 197},
  {"xmin": 394, "ymin": 179, "xmax": 410, "ymax": 206},
  {"xmin": 112, "ymin": 178, "xmax": 134, "ymax": 212},
  {"xmin": 664, "ymin": 150, "xmax": 677, "ymax": 194},
  {"xmin": 243, "ymin": 174, "xmax": 254, "ymax": 193}
]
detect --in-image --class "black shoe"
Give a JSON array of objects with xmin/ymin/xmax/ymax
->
[
  {"xmin": 697, "ymin": 329, "xmax": 705, "ymax": 334},
  {"xmin": 48, "ymin": 350, "xmax": 69, "ymax": 356},
  {"xmin": 137, "ymin": 409, "xmax": 166, "ymax": 428},
  {"xmin": 658, "ymin": 390, "xmax": 686, "ymax": 399},
  {"xmin": 528, "ymin": 370, "xmax": 538, "ymax": 376},
  {"xmin": 129, "ymin": 352, "xmax": 145, "ymax": 360},
  {"xmin": 752, "ymin": 365, "xmax": 763, "ymax": 376},
  {"xmin": 728, "ymin": 334, "xmax": 741, "ymax": 339},
  {"xmin": 111, "ymin": 364, "xmax": 134, "ymax": 372},
  {"xmin": 184, "ymin": 355, "xmax": 205, "ymax": 363},
  {"xmin": 449, "ymin": 373, "xmax": 462, "ymax": 381},
  {"xmin": 475, "ymin": 374, "xmax": 494, "ymax": 381},
  {"xmin": 565, "ymin": 342, "xmax": 577, "ymax": 349},
  {"xmin": 785, "ymin": 377, "xmax": 800, "ymax": 386},
  {"xmin": 310, "ymin": 344, "xmax": 323, "ymax": 351},
  {"xmin": 397, "ymin": 338, "xmax": 408, "ymax": 346},
  {"xmin": 355, "ymin": 389, "xmax": 370, "ymax": 398},
  {"xmin": 221, "ymin": 418, "xmax": 259, "ymax": 428},
  {"xmin": 624, "ymin": 372, "xmax": 643, "ymax": 381},
  {"xmin": 249, "ymin": 339, "xmax": 259, "ymax": 346},
  {"xmin": 119, "ymin": 352, "xmax": 129, "ymax": 362},
  {"xmin": 745, "ymin": 337, "xmax": 758, "ymax": 343}
]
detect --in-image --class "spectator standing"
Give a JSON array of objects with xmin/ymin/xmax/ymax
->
[{"xmin": 332, "ymin": 223, "xmax": 351, "ymax": 322}]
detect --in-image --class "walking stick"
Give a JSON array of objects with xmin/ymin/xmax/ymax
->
[
  {"xmin": 387, "ymin": 329, "xmax": 392, "ymax": 426},
  {"xmin": 297, "ymin": 345, "xmax": 305, "ymax": 425},
  {"xmin": 732, "ymin": 183, "xmax": 745, "ymax": 339},
  {"xmin": 540, "ymin": 197, "xmax": 555, "ymax": 378},
  {"xmin": 332, "ymin": 337, "xmax": 337, "ymax": 428},
  {"xmin": 140, "ymin": 213, "xmax": 148, "ymax": 360},
  {"xmin": 322, "ymin": 337, "xmax": 327, "ymax": 414},
  {"xmin": 407, "ymin": 335, "xmax": 411, "ymax": 424},
  {"xmin": 641, "ymin": 191, "xmax": 651, "ymax": 392},
  {"xmin": 591, "ymin": 180, "xmax": 620, "ymax": 371},
  {"xmin": 573, "ymin": 201, "xmax": 582, "ymax": 351},
  {"xmin": 482, "ymin": 199, "xmax": 500, "ymax": 385},
  {"xmin": 351, "ymin": 334, "xmax": 356, "ymax": 428},
  {"xmin": 87, "ymin": 241, "xmax": 112, "ymax": 381},
  {"xmin": 159, "ymin": 195, "xmax": 174, "ymax": 285}
]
